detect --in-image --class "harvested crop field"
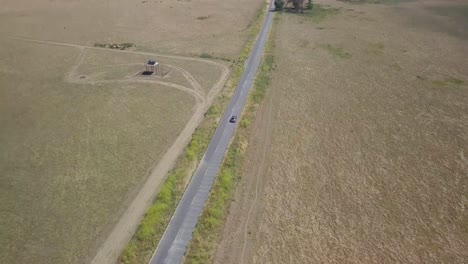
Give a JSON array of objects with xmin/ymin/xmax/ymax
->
[
  {"xmin": 0, "ymin": 0, "xmax": 264, "ymax": 59},
  {"xmin": 216, "ymin": 0, "xmax": 468, "ymax": 263},
  {"xmin": 0, "ymin": 37, "xmax": 201, "ymax": 264},
  {"xmin": 0, "ymin": 0, "xmax": 264, "ymax": 263}
]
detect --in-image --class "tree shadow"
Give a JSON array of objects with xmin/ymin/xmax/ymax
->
[{"xmin": 141, "ymin": 71, "xmax": 154, "ymax": 76}]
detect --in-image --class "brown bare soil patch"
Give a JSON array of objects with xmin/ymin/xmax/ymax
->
[{"xmin": 216, "ymin": 0, "xmax": 468, "ymax": 263}]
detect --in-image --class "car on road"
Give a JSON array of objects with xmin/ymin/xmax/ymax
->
[{"xmin": 229, "ymin": 115, "xmax": 238, "ymax": 123}]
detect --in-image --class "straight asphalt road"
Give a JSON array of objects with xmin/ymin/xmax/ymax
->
[{"xmin": 149, "ymin": 1, "xmax": 275, "ymax": 263}]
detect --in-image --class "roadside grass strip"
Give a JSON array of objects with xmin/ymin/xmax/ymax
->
[
  {"xmin": 120, "ymin": 3, "xmax": 269, "ymax": 264},
  {"xmin": 183, "ymin": 14, "xmax": 278, "ymax": 264}
]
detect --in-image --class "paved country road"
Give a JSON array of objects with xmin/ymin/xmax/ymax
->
[{"xmin": 150, "ymin": 1, "xmax": 275, "ymax": 264}]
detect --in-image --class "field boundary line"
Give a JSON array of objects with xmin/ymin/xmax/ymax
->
[{"xmin": 240, "ymin": 88, "xmax": 274, "ymax": 264}]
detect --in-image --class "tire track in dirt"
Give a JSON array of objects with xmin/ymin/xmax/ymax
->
[
  {"xmin": 240, "ymin": 90, "xmax": 274, "ymax": 264},
  {"xmin": 65, "ymin": 46, "xmax": 86, "ymax": 81},
  {"xmin": 4, "ymin": 36, "xmax": 231, "ymax": 264},
  {"xmin": 214, "ymin": 83, "xmax": 277, "ymax": 264},
  {"xmin": 63, "ymin": 47, "xmax": 205, "ymax": 100},
  {"xmin": 76, "ymin": 79, "xmax": 204, "ymax": 102},
  {"xmin": 4, "ymin": 35, "xmax": 229, "ymax": 78},
  {"xmin": 167, "ymin": 64, "xmax": 205, "ymax": 96}
]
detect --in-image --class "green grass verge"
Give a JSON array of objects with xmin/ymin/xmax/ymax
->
[
  {"xmin": 119, "ymin": 3, "xmax": 270, "ymax": 264},
  {"xmin": 306, "ymin": 4, "xmax": 340, "ymax": 22},
  {"xmin": 432, "ymin": 77, "xmax": 466, "ymax": 87},
  {"xmin": 282, "ymin": 4, "xmax": 339, "ymax": 22},
  {"xmin": 183, "ymin": 12, "xmax": 278, "ymax": 264}
]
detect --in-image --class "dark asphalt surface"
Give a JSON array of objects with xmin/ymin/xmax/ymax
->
[{"xmin": 149, "ymin": 2, "xmax": 275, "ymax": 263}]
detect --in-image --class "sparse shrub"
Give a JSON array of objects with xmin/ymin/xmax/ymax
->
[
  {"xmin": 94, "ymin": 43, "xmax": 107, "ymax": 48},
  {"xmin": 240, "ymin": 118, "xmax": 251, "ymax": 128},
  {"xmin": 432, "ymin": 77, "xmax": 466, "ymax": 87},
  {"xmin": 307, "ymin": 0, "xmax": 314, "ymax": 10},
  {"xmin": 121, "ymin": 43, "xmax": 135, "ymax": 49},
  {"xmin": 200, "ymin": 53, "xmax": 213, "ymax": 59},
  {"xmin": 275, "ymin": 0, "xmax": 285, "ymax": 11},
  {"xmin": 446, "ymin": 77, "xmax": 464, "ymax": 85},
  {"xmin": 94, "ymin": 42, "xmax": 135, "ymax": 50},
  {"xmin": 121, "ymin": 242, "xmax": 137, "ymax": 264}
]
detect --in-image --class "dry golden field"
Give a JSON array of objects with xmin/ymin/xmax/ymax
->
[
  {"xmin": 0, "ymin": 37, "xmax": 200, "ymax": 264},
  {"xmin": 0, "ymin": 0, "xmax": 264, "ymax": 263},
  {"xmin": 0, "ymin": 0, "xmax": 264, "ymax": 59},
  {"xmin": 216, "ymin": 0, "xmax": 468, "ymax": 263}
]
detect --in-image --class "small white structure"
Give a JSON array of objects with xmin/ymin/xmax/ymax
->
[{"xmin": 145, "ymin": 60, "xmax": 161, "ymax": 75}]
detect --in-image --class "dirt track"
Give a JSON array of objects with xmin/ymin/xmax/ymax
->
[
  {"xmin": 214, "ymin": 86, "xmax": 277, "ymax": 264},
  {"xmin": 0, "ymin": 0, "xmax": 266, "ymax": 262},
  {"xmin": 2, "ymin": 36, "xmax": 230, "ymax": 264}
]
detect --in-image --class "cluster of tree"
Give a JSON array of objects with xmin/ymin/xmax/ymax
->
[
  {"xmin": 274, "ymin": 0, "xmax": 313, "ymax": 13},
  {"xmin": 274, "ymin": 0, "xmax": 285, "ymax": 10}
]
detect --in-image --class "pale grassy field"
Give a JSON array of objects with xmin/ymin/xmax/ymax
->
[
  {"xmin": 0, "ymin": 38, "xmax": 198, "ymax": 264},
  {"xmin": 0, "ymin": 0, "xmax": 264, "ymax": 59},
  {"xmin": 0, "ymin": 0, "xmax": 265, "ymax": 263},
  {"xmin": 216, "ymin": 0, "xmax": 468, "ymax": 263}
]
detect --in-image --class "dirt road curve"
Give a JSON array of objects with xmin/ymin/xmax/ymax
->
[{"xmin": 5, "ymin": 35, "xmax": 230, "ymax": 264}]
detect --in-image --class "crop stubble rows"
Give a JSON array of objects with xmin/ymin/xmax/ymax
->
[{"xmin": 217, "ymin": 0, "xmax": 468, "ymax": 263}]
